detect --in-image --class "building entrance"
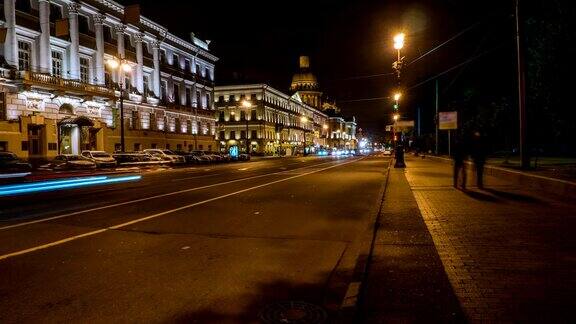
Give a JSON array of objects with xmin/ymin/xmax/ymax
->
[{"xmin": 58, "ymin": 116, "xmax": 95, "ymax": 155}]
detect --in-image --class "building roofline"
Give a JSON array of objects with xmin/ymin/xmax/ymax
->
[{"xmin": 86, "ymin": 0, "xmax": 218, "ymax": 62}]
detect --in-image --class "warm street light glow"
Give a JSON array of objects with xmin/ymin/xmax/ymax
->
[
  {"xmin": 393, "ymin": 114, "xmax": 400, "ymax": 121},
  {"xmin": 107, "ymin": 58, "xmax": 131, "ymax": 72},
  {"xmin": 107, "ymin": 59, "xmax": 119, "ymax": 69},
  {"xmin": 241, "ymin": 100, "xmax": 252, "ymax": 108},
  {"xmin": 393, "ymin": 93, "xmax": 401, "ymax": 101},
  {"xmin": 322, "ymin": 124, "xmax": 328, "ymax": 130},
  {"xmin": 122, "ymin": 63, "xmax": 132, "ymax": 72},
  {"xmin": 301, "ymin": 116, "xmax": 308, "ymax": 123},
  {"xmin": 393, "ymin": 33, "xmax": 405, "ymax": 50}
]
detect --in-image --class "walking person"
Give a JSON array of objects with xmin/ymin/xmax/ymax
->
[
  {"xmin": 470, "ymin": 131, "xmax": 487, "ymax": 189},
  {"xmin": 452, "ymin": 135, "xmax": 467, "ymax": 190}
]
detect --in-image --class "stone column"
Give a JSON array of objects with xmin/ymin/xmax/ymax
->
[
  {"xmin": 93, "ymin": 14, "xmax": 106, "ymax": 85},
  {"xmin": 3, "ymin": 0, "xmax": 17, "ymax": 68},
  {"xmin": 152, "ymin": 40, "xmax": 161, "ymax": 98},
  {"xmin": 38, "ymin": 0, "xmax": 51, "ymax": 73},
  {"xmin": 134, "ymin": 33, "xmax": 144, "ymax": 94},
  {"xmin": 67, "ymin": 3, "xmax": 81, "ymax": 80},
  {"xmin": 114, "ymin": 24, "xmax": 126, "ymax": 86}
]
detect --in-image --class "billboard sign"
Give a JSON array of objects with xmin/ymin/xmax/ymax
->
[{"xmin": 439, "ymin": 111, "xmax": 458, "ymax": 130}]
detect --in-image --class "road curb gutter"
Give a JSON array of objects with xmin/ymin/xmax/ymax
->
[{"xmin": 336, "ymin": 158, "xmax": 392, "ymax": 323}]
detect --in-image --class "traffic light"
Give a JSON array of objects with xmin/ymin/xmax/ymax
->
[{"xmin": 393, "ymin": 103, "xmax": 399, "ymax": 110}]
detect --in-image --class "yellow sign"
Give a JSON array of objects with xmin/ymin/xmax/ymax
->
[{"xmin": 439, "ymin": 111, "xmax": 458, "ymax": 130}]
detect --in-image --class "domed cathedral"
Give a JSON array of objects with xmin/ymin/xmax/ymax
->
[{"xmin": 290, "ymin": 56, "xmax": 323, "ymax": 110}]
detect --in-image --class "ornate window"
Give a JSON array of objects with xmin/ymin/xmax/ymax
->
[
  {"xmin": 17, "ymin": 41, "xmax": 31, "ymax": 71},
  {"xmin": 80, "ymin": 57, "xmax": 90, "ymax": 83},
  {"xmin": 51, "ymin": 51, "xmax": 63, "ymax": 77}
]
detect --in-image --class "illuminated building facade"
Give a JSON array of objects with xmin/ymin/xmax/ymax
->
[
  {"xmin": 0, "ymin": 0, "xmax": 218, "ymax": 162},
  {"xmin": 214, "ymin": 84, "xmax": 328, "ymax": 155}
]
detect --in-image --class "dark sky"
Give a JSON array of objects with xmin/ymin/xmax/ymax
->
[{"xmin": 122, "ymin": 0, "xmax": 516, "ymax": 138}]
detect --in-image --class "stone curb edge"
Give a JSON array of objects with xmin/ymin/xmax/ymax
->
[{"xmin": 336, "ymin": 158, "xmax": 392, "ymax": 322}]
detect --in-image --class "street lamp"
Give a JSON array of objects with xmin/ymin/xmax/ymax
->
[
  {"xmin": 301, "ymin": 116, "xmax": 308, "ymax": 155},
  {"xmin": 392, "ymin": 33, "xmax": 406, "ymax": 168},
  {"xmin": 107, "ymin": 57, "xmax": 132, "ymax": 152},
  {"xmin": 241, "ymin": 100, "xmax": 252, "ymax": 154}
]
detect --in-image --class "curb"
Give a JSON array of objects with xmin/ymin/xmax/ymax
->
[
  {"xmin": 337, "ymin": 158, "xmax": 392, "ymax": 322},
  {"xmin": 422, "ymin": 155, "xmax": 576, "ymax": 198}
]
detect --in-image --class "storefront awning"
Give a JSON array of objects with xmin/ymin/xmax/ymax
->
[{"xmin": 58, "ymin": 116, "xmax": 94, "ymax": 127}]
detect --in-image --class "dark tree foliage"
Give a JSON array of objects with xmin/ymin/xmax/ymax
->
[{"xmin": 524, "ymin": 0, "xmax": 576, "ymax": 155}]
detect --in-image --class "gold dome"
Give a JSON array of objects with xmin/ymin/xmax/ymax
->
[{"xmin": 290, "ymin": 72, "xmax": 319, "ymax": 91}]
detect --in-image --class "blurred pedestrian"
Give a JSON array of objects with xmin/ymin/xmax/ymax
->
[
  {"xmin": 470, "ymin": 131, "xmax": 487, "ymax": 189},
  {"xmin": 452, "ymin": 135, "xmax": 467, "ymax": 190}
]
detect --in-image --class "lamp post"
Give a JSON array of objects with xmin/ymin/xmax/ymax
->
[
  {"xmin": 392, "ymin": 33, "xmax": 406, "ymax": 168},
  {"xmin": 107, "ymin": 57, "xmax": 132, "ymax": 153},
  {"xmin": 241, "ymin": 100, "xmax": 252, "ymax": 154},
  {"xmin": 301, "ymin": 116, "xmax": 308, "ymax": 155}
]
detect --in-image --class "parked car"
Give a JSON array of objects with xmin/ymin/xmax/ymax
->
[
  {"xmin": 112, "ymin": 152, "xmax": 165, "ymax": 166},
  {"xmin": 205, "ymin": 152, "xmax": 224, "ymax": 163},
  {"xmin": 238, "ymin": 153, "xmax": 251, "ymax": 161},
  {"xmin": 0, "ymin": 151, "xmax": 32, "ymax": 174},
  {"xmin": 189, "ymin": 151, "xmax": 213, "ymax": 164},
  {"xmin": 48, "ymin": 155, "xmax": 97, "ymax": 170},
  {"xmin": 81, "ymin": 151, "xmax": 117, "ymax": 168},
  {"xmin": 173, "ymin": 151, "xmax": 201, "ymax": 164},
  {"xmin": 383, "ymin": 147, "xmax": 392, "ymax": 156},
  {"xmin": 143, "ymin": 149, "xmax": 185, "ymax": 164}
]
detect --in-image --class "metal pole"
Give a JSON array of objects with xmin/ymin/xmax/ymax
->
[
  {"xmin": 245, "ymin": 111, "xmax": 249, "ymax": 154},
  {"xmin": 515, "ymin": 0, "xmax": 529, "ymax": 169},
  {"xmin": 435, "ymin": 79, "xmax": 439, "ymax": 155},
  {"xmin": 417, "ymin": 106, "xmax": 421, "ymax": 137},
  {"xmin": 194, "ymin": 108, "xmax": 198, "ymax": 150},
  {"xmin": 448, "ymin": 129, "xmax": 451, "ymax": 157},
  {"xmin": 120, "ymin": 85, "xmax": 125, "ymax": 152}
]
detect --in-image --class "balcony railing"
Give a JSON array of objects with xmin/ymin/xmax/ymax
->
[{"xmin": 21, "ymin": 71, "xmax": 115, "ymax": 98}]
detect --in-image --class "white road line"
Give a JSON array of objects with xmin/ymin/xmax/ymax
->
[
  {"xmin": 171, "ymin": 174, "xmax": 221, "ymax": 181},
  {"xmin": 0, "ymin": 157, "xmax": 362, "ymax": 261},
  {"xmin": 0, "ymin": 159, "xmax": 345, "ymax": 231}
]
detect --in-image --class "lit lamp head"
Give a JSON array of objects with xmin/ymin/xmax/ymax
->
[
  {"xmin": 393, "ymin": 92, "xmax": 401, "ymax": 101},
  {"xmin": 107, "ymin": 58, "xmax": 119, "ymax": 69},
  {"xmin": 393, "ymin": 114, "xmax": 400, "ymax": 121},
  {"xmin": 393, "ymin": 33, "xmax": 405, "ymax": 50},
  {"xmin": 107, "ymin": 58, "xmax": 132, "ymax": 72}
]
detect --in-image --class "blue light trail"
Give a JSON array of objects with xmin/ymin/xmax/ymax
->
[{"xmin": 0, "ymin": 175, "xmax": 142, "ymax": 196}]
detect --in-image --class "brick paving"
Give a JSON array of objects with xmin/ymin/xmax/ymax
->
[{"xmin": 404, "ymin": 156, "xmax": 576, "ymax": 323}]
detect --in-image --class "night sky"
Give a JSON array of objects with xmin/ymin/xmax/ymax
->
[{"xmin": 121, "ymin": 0, "xmax": 522, "ymax": 139}]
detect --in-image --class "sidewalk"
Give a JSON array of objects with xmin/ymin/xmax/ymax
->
[{"xmin": 363, "ymin": 155, "xmax": 576, "ymax": 322}]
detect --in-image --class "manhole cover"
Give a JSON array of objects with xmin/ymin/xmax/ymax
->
[{"xmin": 259, "ymin": 301, "xmax": 327, "ymax": 324}]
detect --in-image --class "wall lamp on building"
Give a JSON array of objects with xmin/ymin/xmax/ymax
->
[{"xmin": 106, "ymin": 57, "xmax": 132, "ymax": 152}]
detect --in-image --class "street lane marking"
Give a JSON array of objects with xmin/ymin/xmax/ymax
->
[
  {"xmin": 0, "ymin": 157, "xmax": 363, "ymax": 261},
  {"xmin": 171, "ymin": 174, "xmax": 221, "ymax": 182},
  {"xmin": 0, "ymin": 159, "xmax": 348, "ymax": 231}
]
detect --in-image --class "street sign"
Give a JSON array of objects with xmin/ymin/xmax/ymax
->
[
  {"xmin": 394, "ymin": 120, "xmax": 415, "ymax": 127},
  {"xmin": 439, "ymin": 111, "xmax": 458, "ymax": 130}
]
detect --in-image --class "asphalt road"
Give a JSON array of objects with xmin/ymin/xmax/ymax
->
[{"xmin": 0, "ymin": 155, "xmax": 390, "ymax": 323}]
